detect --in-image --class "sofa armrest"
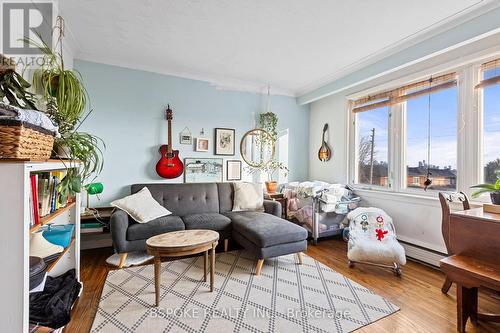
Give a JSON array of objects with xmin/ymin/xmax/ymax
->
[
  {"xmin": 110, "ymin": 209, "xmax": 130, "ymax": 253},
  {"xmin": 263, "ymin": 199, "xmax": 282, "ymax": 217}
]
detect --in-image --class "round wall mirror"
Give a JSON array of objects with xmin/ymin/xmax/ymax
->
[{"xmin": 240, "ymin": 129, "xmax": 275, "ymax": 168}]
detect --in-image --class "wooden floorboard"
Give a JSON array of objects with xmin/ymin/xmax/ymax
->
[{"xmin": 65, "ymin": 239, "xmax": 500, "ymax": 333}]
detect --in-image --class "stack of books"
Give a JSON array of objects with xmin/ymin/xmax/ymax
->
[{"xmin": 29, "ymin": 170, "xmax": 70, "ymax": 229}]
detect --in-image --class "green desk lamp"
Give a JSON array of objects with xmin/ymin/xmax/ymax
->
[{"xmin": 82, "ymin": 182, "xmax": 104, "ymax": 217}]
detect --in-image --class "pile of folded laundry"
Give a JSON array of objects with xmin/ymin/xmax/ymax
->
[{"xmin": 0, "ymin": 102, "xmax": 59, "ymax": 159}]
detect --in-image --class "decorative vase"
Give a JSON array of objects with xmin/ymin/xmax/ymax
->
[
  {"xmin": 490, "ymin": 192, "xmax": 500, "ymax": 205},
  {"xmin": 265, "ymin": 181, "xmax": 278, "ymax": 193}
]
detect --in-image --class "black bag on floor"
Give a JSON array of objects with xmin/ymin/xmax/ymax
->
[{"xmin": 29, "ymin": 269, "xmax": 81, "ymax": 329}]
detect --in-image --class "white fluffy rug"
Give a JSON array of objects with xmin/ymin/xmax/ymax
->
[
  {"xmin": 106, "ymin": 251, "xmax": 154, "ymax": 268},
  {"xmin": 92, "ymin": 251, "xmax": 398, "ymax": 332}
]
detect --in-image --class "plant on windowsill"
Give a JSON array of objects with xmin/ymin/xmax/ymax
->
[
  {"xmin": 23, "ymin": 20, "xmax": 104, "ymax": 204},
  {"xmin": 471, "ymin": 170, "xmax": 500, "ymax": 205}
]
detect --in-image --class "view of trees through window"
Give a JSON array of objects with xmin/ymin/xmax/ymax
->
[
  {"xmin": 483, "ymin": 68, "xmax": 500, "ymax": 184},
  {"xmin": 356, "ymin": 106, "xmax": 389, "ymax": 187},
  {"xmin": 405, "ymin": 87, "xmax": 458, "ymax": 191}
]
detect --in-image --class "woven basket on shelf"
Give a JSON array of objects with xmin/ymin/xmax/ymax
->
[{"xmin": 0, "ymin": 120, "xmax": 54, "ymax": 160}]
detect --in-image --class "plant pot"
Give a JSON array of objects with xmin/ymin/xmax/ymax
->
[
  {"xmin": 265, "ymin": 181, "xmax": 278, "ymax": 193},
  {"xmin": 55, "ymin": 143, "xmax": 71, "ymax": 159},
  {"xmin": 490, "ymin": 192, "xmax": 500, "ymax": 205}
]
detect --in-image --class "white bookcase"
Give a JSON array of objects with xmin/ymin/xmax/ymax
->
[{"xmin": 0, "ymin": 160, "xmax": 81, "ymax": 332}]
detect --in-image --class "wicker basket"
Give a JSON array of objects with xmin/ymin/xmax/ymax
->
[{"xmin": 0, "ymin": 119, "xmax": 54, "ymax": 160}]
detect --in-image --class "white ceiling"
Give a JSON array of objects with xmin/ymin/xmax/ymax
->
[{"xmin": 61, "ymin": 0, "xmax": 489, "ymax": 96}]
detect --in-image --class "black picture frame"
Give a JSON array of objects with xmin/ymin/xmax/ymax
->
[
  {"xmin": 214, "ymin": 128, "xmax": 235, "ymax": 156},
  {"xmin": 226, "ymin": 160, "xmax": 242, "ymax": 181}
]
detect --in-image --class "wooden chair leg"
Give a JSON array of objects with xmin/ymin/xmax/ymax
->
[
  {"xmin": 457, "ymin": 284, "xmax": 475, "ymax": 333},
  {"xmin": 441, "ymin": 277, "xmax": 453, "ymax": 294},
  {"xmin": 296, "ymin": 252, "xmax": 304, "ymax": 264},
  {"xmin": 224, "ymin": 239, "xmax": 229, "ymax": 252},
  {"xmin": 118, "ymin": 253, "xmax": 128, "ymax": 268},
  {"xmin": 255, "ymin": 259, "xmax": 264, "ymax": 276}
]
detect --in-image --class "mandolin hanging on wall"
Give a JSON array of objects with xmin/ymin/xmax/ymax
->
[
  {"xmin": 318, "ymin": 123, "xmax": 332, "ymax": 162},
  {"xmin": 156, "ymin": 105, "xmax": 184, "ymax": 178}
]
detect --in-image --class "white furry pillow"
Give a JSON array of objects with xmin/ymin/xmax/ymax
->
[
  {"xmin": 111, "ymin": 187, "xmax": 172, "ymax": 223},
  {"xmin": 232, "ymin": 182, "xmax": 264, "ymax": 212}
]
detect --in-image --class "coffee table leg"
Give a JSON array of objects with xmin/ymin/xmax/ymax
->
[
  {"xmin": 210, "ymin": 243, "xmax": 215, "ymax": 292},
  {"xmin": 154, "ymin": 256, "xmax": 161, "ymax": 306},
  {"xmin": 204, "ymin": 250, "xmax": 208, "ymax": 282}
]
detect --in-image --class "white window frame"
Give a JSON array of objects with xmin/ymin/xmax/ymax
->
[{"xmin": 347, "ymin": 53, "xmax": 500, "ymax": 200}]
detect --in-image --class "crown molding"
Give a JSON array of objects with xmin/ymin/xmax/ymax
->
[
  {"xmin": 295, "ymin": 0, "xmax": 499, "ymax": 98},
  {"xmin": 74, "ymin": 53, "xmax": 296, "ymax": 97}
]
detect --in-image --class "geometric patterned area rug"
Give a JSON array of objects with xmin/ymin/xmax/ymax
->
[{"xmin": 91, "ymin": 251, "xmax": 399, "ymax": 332}]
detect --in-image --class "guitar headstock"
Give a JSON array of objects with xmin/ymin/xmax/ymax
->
[
  {"xmin": 323, "ymin": 123, "xmax": 328, "ymax": 132},
  {"xmin": 166, "ymin": 104, "xmax": 173, "ymax": 120}
]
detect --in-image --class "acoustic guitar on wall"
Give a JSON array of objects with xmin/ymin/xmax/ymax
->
[
  {"xmin": 156, "ymin": 105, "xmax": 184, "ymax": 178},
  {"xmin": 318, "ymin": 123, "xmax": 332, "ymax": 162}
]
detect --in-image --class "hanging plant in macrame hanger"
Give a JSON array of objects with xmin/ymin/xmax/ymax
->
[{"xmin": 424, "ymin": 77, "xmax": 433, "ymax": 191}]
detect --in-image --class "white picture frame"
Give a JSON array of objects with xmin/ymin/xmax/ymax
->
[{"xmin": 195, "ymin": 138, "xmax": 209, "ymax": 152}]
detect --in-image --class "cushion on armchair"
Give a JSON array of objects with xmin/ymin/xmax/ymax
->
[{"xmin": 346, "ymin": 207, "xmax": 406, "ymax": 265}]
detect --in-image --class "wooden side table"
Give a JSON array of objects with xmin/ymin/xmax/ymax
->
[
  {"xmin": 80, "ymin": 207, "xmax": 115, "ymax": 249},
  {"xmin": 146, "ymin": 230, "xmax": 219, "ymax": 307},
  {"xmin": 264, "ymin": 192, "xmax": 288, "ymax": 218}
]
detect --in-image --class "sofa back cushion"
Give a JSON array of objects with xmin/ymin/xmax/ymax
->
[
  {"xmin": 131, "ymin": 183, "xmax": 219, "ymax": 216},
  {"xmin": 217, "ymin": 182, "xmax": 234, "ymax": 213}
]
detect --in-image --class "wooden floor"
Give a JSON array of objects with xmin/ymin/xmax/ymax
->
[{"xmin": 66, "ymin": 239, "xmax": 500, "ymax": 333}]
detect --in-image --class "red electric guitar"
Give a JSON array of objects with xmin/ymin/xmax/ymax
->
[{"xmin": 155, "ymin": 105, "xmax": 184, "ymax": 178}]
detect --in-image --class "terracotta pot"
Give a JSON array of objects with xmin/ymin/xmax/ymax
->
[
  {"xmin": 491, "ymin": 192, "xmax": 500, "ymax": 205},
  {"xmin": 265, "ymin": 181, "xmax": 278, "ymax": 193}
]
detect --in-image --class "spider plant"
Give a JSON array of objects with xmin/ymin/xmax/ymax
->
[
  {"xmin": 22, "ymin": 32, "xmax": 104, "ymax": 204},
  {"xmin": 0, "ymin": 57, "xmax": 38, "ymax": 109}
]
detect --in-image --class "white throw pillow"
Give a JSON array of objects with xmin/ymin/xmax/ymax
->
[
  {"xmin": 232, "ymin": 182, "xmax": 265, "ymax": 212},
  {"xmin": 110, "ymin": 187, "xmax": 172, "ymax": 223}
]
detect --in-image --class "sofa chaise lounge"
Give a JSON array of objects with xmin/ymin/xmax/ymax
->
[{"xmin": 110, "ymin": 183, "xmax": 308, "ymax": 274}]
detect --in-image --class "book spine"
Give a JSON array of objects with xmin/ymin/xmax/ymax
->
[{"xmin": 30, "ymin": 174, "xmax": 40, "ymax": 226}]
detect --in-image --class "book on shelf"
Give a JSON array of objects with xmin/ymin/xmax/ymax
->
[
  {"xmin": 81, "ymin": 222, "xmax": 104, "ymax": 233},
  {"xmin": 29, "ymin": 170, "xmax": 72, "ymax": 227}
]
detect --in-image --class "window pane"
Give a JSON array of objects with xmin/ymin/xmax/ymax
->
[
  {"xmin": 405, "ymin": 87, "xmax": 457, "ymax": 191},
  {"xmin": 483, "ymin": 68, "xmax": 500, "ymax": 183},
  {"xmin": 356, "ymin": 106, "xmax": 389, "ymax": 186}
]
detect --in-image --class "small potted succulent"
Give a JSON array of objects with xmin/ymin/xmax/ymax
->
[{"xmin": 471, "ymin": 170, "xmax": 500, "ymax": 204}]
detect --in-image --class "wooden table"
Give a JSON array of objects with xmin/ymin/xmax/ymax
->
[
  {"xmin": 440, "ymin": 208, "xmax": 500, "ymax": 332},
  {"xmin": 146, "ymin": 230, "xmax": 219, "ymax": 307}
]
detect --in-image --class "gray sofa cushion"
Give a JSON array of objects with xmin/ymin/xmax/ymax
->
[
  {"xmin": 182, "ymin": 213, "xmax": 231, "ymax": 231},
  {"xmin": 131, "ymin": 183, "xmax": 219, "ymax": 216},
  {"xmin": 224, "ymin": 211, "xmax": 307, "ymax": 248},
  {"xmin": 126, "ymin": 215, "xmax": 184, "ymax": 241},
  {"xmin": 217, "ymin": 183, "xmax": 234, "ymax": 213}
]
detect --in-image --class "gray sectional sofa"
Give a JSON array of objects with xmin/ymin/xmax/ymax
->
[{"xmin": 110, "ymin": 183, "xmax": 307, "ymax": 274}]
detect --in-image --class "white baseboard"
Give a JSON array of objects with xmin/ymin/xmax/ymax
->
[{"xmin": 400, "ymin": 241, "xmax": 445, "ymax": 267}]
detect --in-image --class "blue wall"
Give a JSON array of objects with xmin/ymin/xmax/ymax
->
[{"xmin": 75, "ymin": 60, "xmax": 309, "ymax": 205}]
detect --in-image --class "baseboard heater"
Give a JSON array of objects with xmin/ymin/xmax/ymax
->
[{"xmin": 399, "ymin": 240, "xmax": 446, "ymax": 268}]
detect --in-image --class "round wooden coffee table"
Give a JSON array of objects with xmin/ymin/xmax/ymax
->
[{"xmin": 146, "ymin": 229, "xmax": 219, "ymax": 306}]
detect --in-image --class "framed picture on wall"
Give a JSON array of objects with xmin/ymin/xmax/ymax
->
[
  {"xmin": 226, "ymin": 160, "xmax": 242, "ymax": 181},
  {"xmin": 214, "ymin": 128, "xmax": 235, "ymax": 155},
  {"xmin": 195, "ymin": 138, "xmax": 209, "ymax": 152},
  {"xmin": 184, "ymin": 158, "xmax": 223, "ymax": 183}
]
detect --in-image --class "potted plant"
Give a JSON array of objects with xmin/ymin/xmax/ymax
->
[
  {"xmin": 471, "ymin": 170, "xmax": 500, "ymax": 204},
  {"xmin": 261, "ymin": 160, "xmax": 289, "ymax": 193},
  {"xmin": 23, "ymin": 27, "xmax": 104, "ymax": 204}
]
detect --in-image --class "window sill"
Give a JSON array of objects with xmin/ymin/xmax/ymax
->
[{"xmin": 351, "ymin": 187, "xmax": 484, "ymax": 208}]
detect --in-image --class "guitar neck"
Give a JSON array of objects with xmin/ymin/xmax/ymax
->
[{"xmin": 167, "ymin": 118, "xmax": 173, "ymax": 154}]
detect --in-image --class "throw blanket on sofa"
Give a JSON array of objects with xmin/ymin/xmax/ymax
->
[{"xmin": 0, "ymin": 102, "xmax": 59, "ymax": 135}]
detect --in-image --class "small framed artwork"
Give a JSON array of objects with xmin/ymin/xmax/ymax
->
[
  {"xmin": 184, "ymin": 158, "xmax": 223, "ymax": 183},
  {"xmin": 179, "ymin": 127, "xmax": 192, "ymax": 145},
  {"xmin": 226, "ymin": 160, "xmax": 242, "ymax": 181},
  {"xmin": 214, "ymin": 128, "xmax": 235, "ymax": 155},
  {"xmin": 195, "ymin": 138, "xmax": 209, "ymax": 152}
]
